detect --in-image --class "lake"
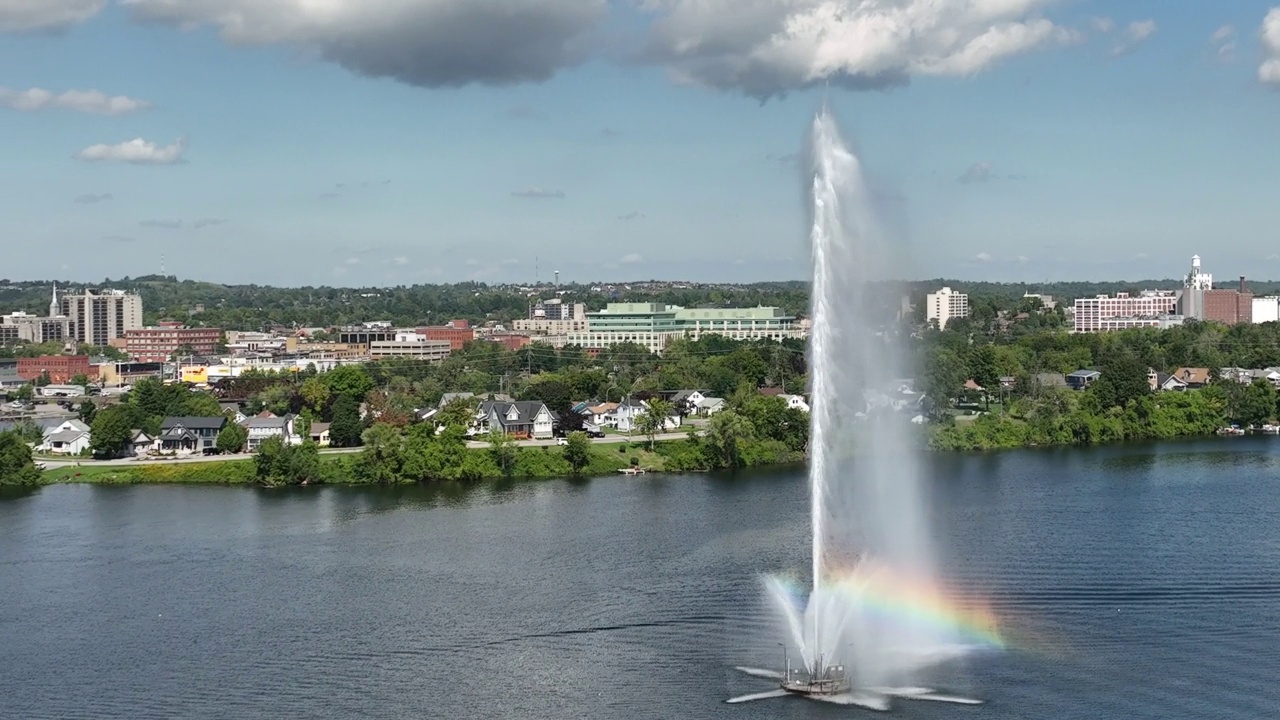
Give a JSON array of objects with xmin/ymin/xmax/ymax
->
[{"xmin": 2, "ymin": 437, "xmax": 1278, "ymax": 719}]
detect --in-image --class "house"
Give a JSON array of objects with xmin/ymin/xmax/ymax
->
[
  {"xmin": 758, "ymin": 387, "xmax": 786, "ymax": 397},
  {"xmin": 779, "ymin": 394, "xmax": 810, "ymax": 413},
  {"xmin": 584, "ymin": 402, "xmax": 618, "ymax": 428},
  {"xmin": 1034, "ymin": 372, "xmax": 1068, "ymax": 389},
  {"xmin": 308, "ymin": 422, "xmax": 331, "ymax": 447},
  {"xmin": 1066, "ymin": 370, "xmax": 1101, "ymax": 390},
  {"xmin": 159, "ymin": 416, "xmax": 227, "ymax": 454},
  {"xmin": 963, "ymin": 379, "xmax": 986, "ymax": 393},
  {"xmin": 245, "ymin": 413, "xmax": 300, "ymax": 451},
  {"xmin": 696, "ymin": 396, "xmax": 728, "ymax": 416},
  {"xmin": 127, "ymin": 429, "xmax": 156, "ymax": 456},
  {"xmin": 437, "ymin": 392, "xmax": 475, "ymax": 408},
  {"xmin": 1171, "ymin": 367, "xmax": 1211, "ymax": 389},
  {"xmin": 1150, "ymin": 371, "xmax": 1188, "ymax": 392},
  {"xmin": 478, "ymin": 400, "xmax": 554, "ymax": 439},
  {"xmin": 1222, "ymin": 367, "xmax": 1280, "ymax": 389},
  {"xmin": 613, "ymin": 398, "xmax": 680, "ymax": 432},
  {"xmin": 670, "ymin": 389, "xmax": 708, "ymax": 414},
  {"xmin": 39, "ymin": 419, "xmax": 91, "ymax": 455},
  {"xmin": 220, "ymin": 402, "xmax": 247, "ymax": 424}
]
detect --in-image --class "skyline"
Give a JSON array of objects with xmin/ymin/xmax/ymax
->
[{"xmin": 4, "ymin": 1, "xmax": 1280, "ymax": 286}]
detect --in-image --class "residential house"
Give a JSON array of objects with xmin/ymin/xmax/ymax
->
[
  {"xmin": 127, "ymin": 430, "xmax": 157, "ymax": 456},
  {"xmin": 1150, "ymin": 371, "xmax": 1188, "ymax": 392},
  {"xmin": 40, "ymin": 419, "xmax": 91, "ymax": 455},
  {"xmin": 670, "ymin": 389, "xmax": 708, "ymax": 415},
  {"xmin": 478, "ymin": 400, "xmax": 554, "ymax": 440},
  {"xmin": 1171, "ymin": 367, "xmax": 1211, "ymax": 389},
  {"xmin": 1066, "ymin": 370, "xmax": 1101, "ymax": 390},
  {"xmin": 308, "ymin": 422, "xmax": 331, "ymax": 447},
  {"xmin": 779, "ymin": 394, "xmax": 810, "ymax": 413},
  {"xmin": 963, "ymin": 379, "xmax": 986, "ymax": 394},
  {"xmin": 1221, "ymin": 367, "xmax": 1280, "ymax": 389},
  {"xmin": 584, "ymin": 402, "xmax": 618, "ymax": 428},
  {"xmin": 1034, "ymin": 372, "xmax": 1069, "ymax": 390},
  {"xmin": 696, "ymin": 396, "xmax": 728, "ymax": 416},
  {"xmin": 613, "ymin": 398, "xmax": 681, "ymax": 432},
  {"xmin": 245, "ymin": 414, "xmax": 300, "ymax": 451},
  {"xmin": 159, "ymin": 416, "xmax": 227, "ymax": 454},
  {"xmin": 220, "ymin": 402, "xmax": 247, "ymax": 424},
  {"xmin": 437, "ymin": 392, "xmax": 475, "ymax": 408}
]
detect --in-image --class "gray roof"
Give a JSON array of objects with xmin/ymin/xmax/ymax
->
[
  {"xmin": 671, "ymin": 389, "xmax": 708, "ymax": 402},
  {"xmin": 161, "ymin": 416, "xmax": 227, "ymax": 431},
  {"xmin": 697, "ymin": 397, "xmax": 726, "ymax": 407},
  {"xmin": 1068, "ymin": 369, "xmax": 1101, "ymax": 378},
  {"xmin": 481, "ymin": 400, "xmax": 548, "ymax": 429},
  {"xmin": 244, "ymin": 414, "xmax": 293, "ymax": 429},
  {"xmin": 308, "ymin": 422, "xmax": 330, "ymax": 434},
  {"xmin": 45, "ymin": 429, "xmax": 88, "ymax": 444},
  {"xmin": 437, "ymin": 392, "xmax": 475, "ymax": 408},
  {"xmin": 43, "ymin": 419, "xmax": 90, "ymax": 436}
]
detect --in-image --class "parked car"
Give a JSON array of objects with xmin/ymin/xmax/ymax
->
[
  {"xmin": 556, "ymin": 437, "xmax": 570, "ymax": 446},
  {"xmin": 586, "ymin": 430, "xmax": 605, "ymax": 439}
]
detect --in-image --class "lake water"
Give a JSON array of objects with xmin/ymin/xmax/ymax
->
[{"xmin": 3, "ymin": 438, "xmax": 1278, "ymax": 719}]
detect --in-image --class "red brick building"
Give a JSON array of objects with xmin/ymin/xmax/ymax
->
[
  {"xmin": 484, "ymin": 332, "xmax": 532, "ymax": 352},
  {"xmin": 17, "ymin": 355, "xmax": 96, "ymax": 383},
  {"xmin": 419, "ymin": 320, "xmax": 474, "ymax": 351},
  {"xmin": 124, "ymin": 326, "xmax": 223, "ymax": 362},
  {"xmin": 1203, "ymin": 277, "xmax": 1253, "ymax": 326}
]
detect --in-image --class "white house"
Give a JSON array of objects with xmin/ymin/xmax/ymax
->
[
  {"xmin": 584, "ymin": 402, "xmax": 619, "ymax": 428},
  {"xmin": 671, "ymin": 389, "xmax": 708, "ymax": 414},
  {"xmin": 478, "ymin": 400, "xmax": 555, "ymax": 440},
  {"xmin": 40, "ymin": 419, "xmax": 91, "ymax": 455},
  {"xmin": 127, "ymin": 430, "xmax": 157, "ymax": 457},
  {"xmin": 308, "ymin": 422, "xmax": 331, "ymax": 447},
  {"xmin": 696, "ymin": 397, "xmax": 727, "ymax": 417},
  {"xmin": 244, "ymin": 414, "xmax": 300, "ymax": 451},
  {"xmin": 779, "ymin": 394, "xmax": 810, "ymax": 413}
]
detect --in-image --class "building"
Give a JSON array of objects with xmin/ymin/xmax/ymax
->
[
  {"xmin": 477, "ymin": 400, "xmax": 554, "ymax": 439},
  {"xmin": 1066, "ymin": 369, "xmax": 1101, "ymax": 390},
  {"xmin": 565, "ymin": 303, "xmax": 803, "ymax": 355},
  {"xmin": 1177, "ymin": 254, "xmax": 1214, "ymax": 320},
  {"xmin": 420, "ymin": 320, "xmax": 475, "ymax": 351},
  {"xmin": 159, "ymin": 416, "xmax": 227, "ymax": 454},
  {"xmin": 1253, "ymin": 297, "xmax": 1280, "ymax": 324},
  {"xmin": 96, "ymin": 361, "xmax": 165, "ymax": 387},
  {"xmin": 39, "ymin": 419, "xmax": 91, "ymax": 456},
  {"xmin": 926, "ymin": 287, "xmax": 970, "ymax": 330},
  {"xmin": 308, "ymin": 422, "xmax": 331, "ymax": 447},
  {"xmin": 124, "ymin": 326, "xmax": 222, "ymax": 362},
  {"xmin": 1202, "ymin": 277, "xmax": 1252, "ymax": 326},
  {"xmin": 336, "ymin": 327, "xmax": 396, "ymax": 348},
  {"xmin": 513, "ymin": 299, "xmax": 588, "ymax": 336},
  {"xmin": 368, "ymin": 340, "xmax": 451, "ymax": 362},
  {"xmin": 1072, "ymin": 291, "xmax": 1181, "ymax": 333},
  {"xmin": 1, "ymin": 312, "xmax": 74, "ymax": 344},
  {"xmin": 17, "ymin": 355, "xmax": 95, "ymax": 383},
  {"xmin": 60, "ymin": 289, "xmax": 143, "ymax": 345},
  {"xmin": 482, "ymin": 332, "xmax": 532, "ymax": 352}
]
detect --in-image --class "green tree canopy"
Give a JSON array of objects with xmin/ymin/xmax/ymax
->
[{"xmin": 0, "ymin": 431, "xmax": 42, "ymax": 487}]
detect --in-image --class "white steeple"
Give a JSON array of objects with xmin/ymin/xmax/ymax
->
[{"xmin": 49, "ymin": 282, "xmax": 58, "ymax": 317}]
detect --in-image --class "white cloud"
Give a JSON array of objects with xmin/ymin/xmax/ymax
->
[
  {"xmin": 1017, "ymin": 255, "xmax": 1029, "ymax": 263},
  {"xmin": 0, "ymin": 87, "xmax": 148, "ymax": 115},
  {"xmin": 345, "ymin": 257, "xmax": 361, "ymax": 265},
  {"xmin": 1209, "ymin": 24, "xmax": 1236, "ymax": 61},
  {"xmin": 73, "ymin": 192, "xmax": 112, "ymax": 204},
  {"xmin": 511, "ymin": 188, "xmax": 565, "ymax": 199},
  {"xmin": 643, "ymin": 0, "xmax": 1082, "ymax": 97},
  {"xmin": 1261, "ymin": 9, "xmax": 1280, "ymax": 87},
  {"xmin": 393, "ymin": 256, "xmax": 409, "ymax": 266},
  {"xmin": 122, "ymin": 0, "xmax": 606, "ymax": 88},
  {"xmin": 974, "ymin": 252, "xmax": 993, "ymax": 262},
  {"xmin": 1110, "ymin": 19, "xmax": 1156, "ymax": 58},
  {"xmin": 958, "ymin": 162, "xmax": 994, "ymax": 184},
  {"xmin": 1090, "ymin": 16, "xmax": 1115, "ymax": 34},
  {"xmin": 75, "ymin": 137, "xmax": 187, "ymax": 165},
  {"xmin": 0, "ymin": 0, "xmax": 104, "ymax": 33},
  {"xmin": 620, "ymin": 253, "xmax": 643, "ymax": 264}
]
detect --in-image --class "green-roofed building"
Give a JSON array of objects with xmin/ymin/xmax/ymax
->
[{"xmin": 566, "ymin": 303, "xmax": 804, "ymax": 354}]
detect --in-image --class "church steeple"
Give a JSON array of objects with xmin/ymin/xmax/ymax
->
[{"xmin": 49, "ymin": 282, "xmax": 58, "ymax": 317}]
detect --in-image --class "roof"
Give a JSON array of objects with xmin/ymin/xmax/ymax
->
[
  {"xmin": 1173, "ymin": 367, "xmax": 1211, "ymax": 384},
  {"xmin": 219, "ymin": 402, "xmax": 242, "ymax": 412},
  {"xmin": 670, "ymin": 389, "xmax": 707, "ymax": 402},
  {"xmin": 697, "ymin": 396, "xmax": 726, "ymax": 407},
  {"xmin": 963, "ymin": 379, "xmax": 985, "ymax": 391},
  {"xmin": 130, "ymin": 429, "xmax": 152, "ymax": 441},
  {"xmin": 480, "ymin": 400, "xmax": 549, "ymax": 430},
  {"xmin": 160, "ymin": 428, "xmax": 198, "ymax": 441},
  {"xmin": 1067, "ymin": 369, "xmax": 1101, "ymax": 378},
  {"xmin": 309, "ymin": 422, "xmax": 330, "ymax": 435},
  {"xmin": 45, "ymin": 429, "xmax": 88, "ymax": 444},
  {"xmin": 244, "ymin": 415, "xmax": 292, "ymax": 429},
  {"xmin": 758, "ymin": 387, "xmax": 786, "ymax": 396},
  {"xmin": 43, "ymin": 419, "xmax": 89, "ymax": 436},
  {"xmin": 161, "ymin": 416, "xmax": 227, "ymax": 431},
  {"xmin": 586, "ymin": 402, "xmax": 618, "ymax": 414},
  {"xmin": 438, "ymin": 392, "xmax": 474, "ymax": 407}
]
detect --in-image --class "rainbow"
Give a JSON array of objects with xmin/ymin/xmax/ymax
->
[{"xmin": 765, "ymin": 562, "xmax": 1006, "ymax": 650}]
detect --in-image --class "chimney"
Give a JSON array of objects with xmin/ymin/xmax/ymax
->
[{"xmin": 1240, "ymin": 275, "xmax": 1247, "ymax": 293}]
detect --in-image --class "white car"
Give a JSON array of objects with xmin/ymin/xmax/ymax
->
[
  {"xmin": 8, "ymin": 400, "xmax": 22, "ymax": 408},
  {"xmin": 556, "ymin": 437, "xmax": 570, "ymax": 446}
]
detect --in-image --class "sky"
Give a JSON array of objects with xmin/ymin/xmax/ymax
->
[{"xmin": 2, "ymin": 0, "xmax": 1279, "ymax": 287}]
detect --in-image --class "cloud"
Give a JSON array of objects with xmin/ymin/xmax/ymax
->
[
  {"xmin": 123, "ymin": 0, "xmax": 606, "ymax": 88},
  {"xmin": 511, "ymin": 188, "xmax": 566, "ymax": 199},
  {"xmin": 1017, "ymin": 255, "xmax": 1029, "ymax": 263},
  {"xmin": 73, "ymin": 192, "xmax": 112, "ymax": 204},
  {"xmin": 1090, "ymin": 17, "xmax": 1115, "ymax": 34},
  {"xmin": 620, "ymin": 253, "xmax": 643, "ymax": 264},
  {"xmin": 192, "ymin": 218, "xmax": 227, "ymax": 229},
  {"xmin": 345, "ymin": 257, "xmax": 361, "ymax": 266},
  {"xmin": 974, "ymin": 252, "xmax": 993, "ymax": 262},
  {"xmin": 1261, "ymin": 9, "xmax": 1280, "ymax": 87},
  {"xmin": 958, "ymin": 162, "xmax": 994, "ymax": 184},
  {"xmin": 103, "ymin": 235, "xmax": 136, "ymax": 243},
  {"xmin": 0, "ymin": 87, "xmax": 148, "ymax": 115},
  {"xmin": 1209, "ymin": 25, "xmax": 1235, "ymax": 61},
  {"xmin": 617, "ymin": 211, "xmax": 645, "ymax": 220},
  {"xmin": 1110, "ymin": 19, "xmax": 1156, "ymax": 58},
  {"xmin": 393, "ymin": 256, "xmax": 409, "ymax": 266},
  {"xmin": 0, "ymin": 0, "xmax": 104, "ymax": 33},
  {"xmin": 140, "ymin": 219, "xmax": 183, "ymax": 229},
  {"xmin": 75, "ymin": 137, "xmax": 187, "ymax": 165},
  {"xmin": 643, "ymin": 0, "xmax": 1083, "ymax": 98}
]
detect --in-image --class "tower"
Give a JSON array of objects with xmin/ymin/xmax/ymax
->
[{"xmin": 49, "ymin": 283, "xmax": 58, "ymax": 317}]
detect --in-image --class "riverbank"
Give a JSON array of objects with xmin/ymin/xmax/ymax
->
[{"xmin": 37, "ymin": 437, "xmax": 800, "ymax": 486}]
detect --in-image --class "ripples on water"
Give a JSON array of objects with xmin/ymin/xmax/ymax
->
[{"xmin": 1, "ymin": 437, "xmax": 1278, "ymax": 719}]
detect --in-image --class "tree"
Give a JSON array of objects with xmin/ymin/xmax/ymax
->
[
  {"xmin": 13, "ymin": 384, "xmax": 33, "ymax": 403},
  {"xmin": 257, "ymin": 384, "xmax": 295, "ymax": 416},
  {"xmin": 216, "ymin": 422, "xmax": 248, "ymax": 454},
  {"xmin": 300, "ymin": 376, "xmax": 330, "ymax": 412},
  {"xmin": 438, "ymin": 397, "xmax": 476, "ymax": 429},
  {"xmin": 487, "ymin": 430, "xmax": 518, "ymax": 477},
  {"xmin": 705, "ymin": 410, "xmax": 756, "ymax": 468},
  {"xmin": 637, "ymin": 398, "xmax": 673, "ymax": 449},
  {"xmin": 254, "ymin": 437, "xmax": 321, "ymax": 487},
  {"xmin": 1237, "ymin": 379, "xmax": 1276, "ymax": 428},
  {"xmin": 90, "ymin": 405, "xmax": 135, "ymax": 458},
  {"xmin": 922, "ymin": 348, "xmax": 966, "ymax": 419},
  {"xmin": 77, "ymin": 400, "xmax": 97, "ymax": 425},
  {"xmin": 354, "ymin": 423, "xmax": 407, "ymax": 484},
  {"xmin": 329, "ymin": 394, "xmax": 364, "ymax": 448},
  {"xmin": 563, "ymin": 431, "xmax": 591, "ymax": 474},
  {"xmin": 0, "ymin": 431, "xmax": 42, "ymax": 487},
  {"xmin": 1094, "ymin": 354, "xmax": 1150, "ymax": 409},
  {"xmin": 324, "ymin": 365, "xmax": 374, "ymax": 403},
  {"xmin": 35, "ymin": 371, "xmax": 51, "ymax": 388},
  {"xmin": 69, "ymin": 373, "xmax": 92, "ymax": 390}
]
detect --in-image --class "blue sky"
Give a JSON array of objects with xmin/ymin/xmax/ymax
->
[{"xmin": 2, "ymin": 0, "xmax": 1279, "ymax": 286}]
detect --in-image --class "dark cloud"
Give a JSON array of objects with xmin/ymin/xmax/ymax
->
[
  {"xmin": 957, "ymin": 162, "xmax": 995, "ymax": 184},
  {"xmin": 617, "ymin": 211, "xmax": 644, "ymax": 221}
]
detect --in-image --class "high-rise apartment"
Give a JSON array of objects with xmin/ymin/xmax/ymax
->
[
  {"xmin": 925, "ymin": 287, "xmax": 970, "ymax": 329},
  {"xmin": 60, "ymin": 289, "xmax": 143, "ymax": 346}
]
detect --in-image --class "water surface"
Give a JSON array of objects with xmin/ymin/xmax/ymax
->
[{"xmin": 2, "ymin": 438, "xmax": 1278, "ymax": 719}]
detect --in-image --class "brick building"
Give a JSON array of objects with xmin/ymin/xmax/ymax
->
[
  {"xmin": 17, "ymin": 355, "xmax": 96, "ymax": 383},
  {"xmin": 420, "ymin": 320, "xmax": 474, "ymax": 351},
  {"xmin": 1202, "ymin": 277, "xmax": 1252, "ymax": 325},
  {"xmin": 124, "ymin": 326, "xmax": 223, "ymax": 362}
]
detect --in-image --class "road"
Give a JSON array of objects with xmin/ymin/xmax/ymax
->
[{"xmin": 38, "ymin": 430, "xmax": 699, "ymax": 469}]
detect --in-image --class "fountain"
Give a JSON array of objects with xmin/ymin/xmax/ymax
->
[{"xmin": 728, "ymin": 108, "xmax": 1000, "ymax": 708}]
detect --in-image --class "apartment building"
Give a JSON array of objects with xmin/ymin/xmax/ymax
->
[
  {"xmin": 125, "ymin": 326, "xmax": 222, "ymax": 362},
  {"xmin": 926, "ymin": 287, "xmax": 970, "ymax": 329},
  {"xmin": 565, "ymin": 303, "xmax": 803, "ymax": 355},
  {"xmin": 60, "ymin": 289, "xmax": 143, "ymax": 345},
  {"xmin": 1072, "ymin": 291, "xmax": 1181, "ymax": 333}
]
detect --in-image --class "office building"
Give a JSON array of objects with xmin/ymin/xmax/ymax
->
[
  {"xmin": 17, "ymin": 355, "xmax": 96, "ymax": 383},
  {"xmin": 369, "ymin": 340, "xmax": 452, "ymax": 362},
  {"xmin": 61, "ymin": 289, "xmax": 143, "ymax": 346},
  {"xmin": 1072, "ymin": 291, "xmax": 1181, "ymax": 333},
  {"xmin": 420, "ymin": 320, "xmax": 475, "ymax": 351},
  {"xmin": 566, "ymin": 303, "xmax": 803, "ymax": 355},
  {"xmin": 124, "ymin": 326, "xmax": 223, "ymax": 362},
  {"xmin": 925, "ymin": 287, "xmax": 970, "ymax": 329},
  {"xmin": 513, "ymin": 300, "xmax": 588, "ymax": 335}
]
